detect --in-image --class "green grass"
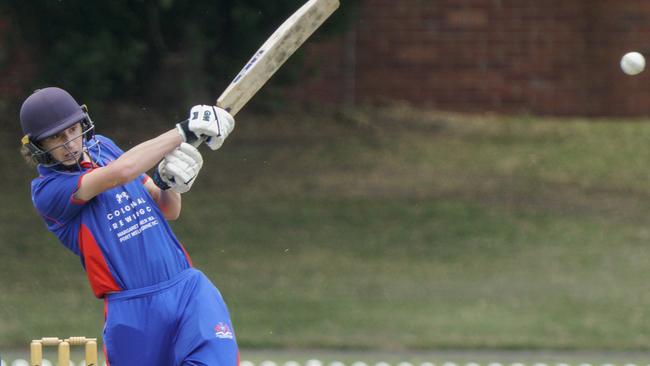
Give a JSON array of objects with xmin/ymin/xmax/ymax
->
[{"xmin": 3, "ymin": 105, "xmax": 650, "ymax": 350}]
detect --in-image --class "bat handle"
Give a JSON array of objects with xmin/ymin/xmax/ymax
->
[{"xmin": 190, "ymin": 137, "xmax": 206, "ymax": 149}]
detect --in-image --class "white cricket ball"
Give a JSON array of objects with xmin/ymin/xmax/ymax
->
[{"xmin": 621, "ymin": 51, "xmax": 646, "ymax": 75}]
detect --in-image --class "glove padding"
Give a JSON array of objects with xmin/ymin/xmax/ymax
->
[
  {"xmin": 157, "ymin": 143, "xmax": 203, "ymax": 193},
  {"xmin": 177, "ymin": 105, "xmax": 235, "ymax": 150}
]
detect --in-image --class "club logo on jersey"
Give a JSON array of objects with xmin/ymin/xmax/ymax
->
[
  {"xmin": 115, "ymin": 192, "xmax": 130, "ymax": 204},
  {"xmin": 214, "ymin": 322, "xmax": 234, "ymax": 339}
]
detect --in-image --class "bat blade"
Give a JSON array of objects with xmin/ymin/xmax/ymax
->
[{"xmin": 216, "ymin": 0, "xmax": 340, "ymax": 116}]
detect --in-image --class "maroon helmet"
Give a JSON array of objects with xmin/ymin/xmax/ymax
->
[{"xmin": 20, "ymin": 87, "xmax": 95, "ymax": 166}]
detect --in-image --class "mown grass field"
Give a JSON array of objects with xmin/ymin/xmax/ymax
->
[{"xmin": 2, "ymin": 104, "xmax": 650, "ymax": 351}]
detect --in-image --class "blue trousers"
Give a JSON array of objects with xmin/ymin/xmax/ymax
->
[{"xmin": 103, "ymin": 268, "xmax": 239, "ymax": 365}]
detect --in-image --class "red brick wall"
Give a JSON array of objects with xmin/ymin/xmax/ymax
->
[
  {"xmin": 5, "ymin": 2, "xmax": 650, "ymax": 116},
  {"xmin": 292, "ymin": 0, "xmax": 650, "ymax": 116},
  {"xmin": 0, "ymin": 17, "xmax": 36, "ymax": 104}
]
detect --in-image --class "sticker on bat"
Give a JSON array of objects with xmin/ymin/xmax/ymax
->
[{"xmin": 232, "ymin": 49, "xmax": 266, "ymax": 84}]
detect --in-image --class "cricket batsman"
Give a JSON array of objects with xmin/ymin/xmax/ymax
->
[{"xmin": 19, "ymin": 87, "xmax": 239, "ymax": 365}]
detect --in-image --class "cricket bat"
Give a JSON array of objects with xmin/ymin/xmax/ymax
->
[{"xmin": 216, "ymin": 0, "xmax": 340, "ymax": 116}]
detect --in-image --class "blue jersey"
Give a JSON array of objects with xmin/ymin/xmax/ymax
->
[{"xmin": 31, "ymin": 135, "xmax": 192, "ymax": 297}]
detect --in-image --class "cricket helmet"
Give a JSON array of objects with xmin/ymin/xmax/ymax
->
[{"xmin": 19, "ymin": 87, "xmax": 95, "ymax": 166}]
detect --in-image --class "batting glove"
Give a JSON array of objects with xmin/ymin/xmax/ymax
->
[{"xmin": 176, "ymin": 105, "xmax": 235, "ymax": 150}]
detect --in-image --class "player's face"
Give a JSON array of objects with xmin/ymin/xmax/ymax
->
[{"xmin": 40, "ymin": 123, "xmax": 85, "ymax": 166}]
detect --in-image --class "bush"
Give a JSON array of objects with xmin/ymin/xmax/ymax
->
[{"xmin": 3, "ymin": 0, "xmax": 358, "ymax": 106}]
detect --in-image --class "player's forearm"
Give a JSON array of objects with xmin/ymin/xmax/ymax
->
[
  {"xmin": 157, "ymin": 189, "xmax": 181, "ymax": 220},
  {"xmin": 114, "ymin": 129, "xmax": 183, "ymax": 183}
]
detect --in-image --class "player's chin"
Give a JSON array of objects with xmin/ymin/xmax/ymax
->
[
  {"xmin": 59, "ymin": 159, "xmax": 78, "ymax": 167},
  {"xmin": 59, "ymin": 152, "xmax": 82, "ymax": 166}
]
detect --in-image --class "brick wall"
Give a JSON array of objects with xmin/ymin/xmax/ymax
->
[
  {"xmin": 292, "ymin": 0, "xmax": 650, "ymax": 116},
  {"xmin": 5, "ymin": 2, "xmax": 650, "ymax": 116},
  {"xmin": 0, "ymin": 16, "xmax": 36, "ymax": 105}
]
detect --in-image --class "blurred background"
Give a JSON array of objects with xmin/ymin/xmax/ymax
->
[{"xmin": 3, "ymin": 0, "xmax": 650, "ymax": 364}]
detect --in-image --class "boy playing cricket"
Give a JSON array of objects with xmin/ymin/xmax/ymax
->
[{"xmin": 20, "ymin": 86, "xmax": 239, "ymax": 365}]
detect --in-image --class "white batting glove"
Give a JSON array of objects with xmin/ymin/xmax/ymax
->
[
  {"xmin": 176, "ymin": 105, "xmax": 235, "ymax": 150},
  {"xmin": 156, "ymin": 143, "xmax": 204, "ymax": 193}
]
